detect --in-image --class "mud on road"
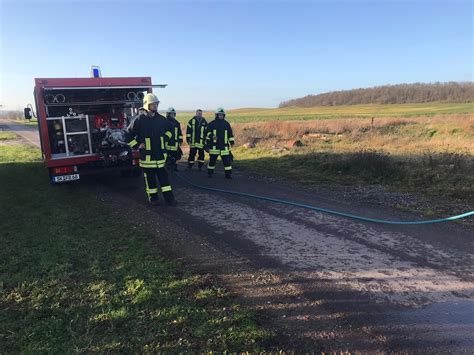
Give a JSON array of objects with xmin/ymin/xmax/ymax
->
[{"xmin": 88, "ymin": 167, "xmax": 473, "ymax": 353}]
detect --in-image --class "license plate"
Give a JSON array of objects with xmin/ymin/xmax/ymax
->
[{"xmin": 52, "ymin": 174, "xmax": 80, "ymax": 183}]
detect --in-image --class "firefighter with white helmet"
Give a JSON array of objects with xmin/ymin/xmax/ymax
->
[
  {"xmin": 127, "ymin": 93, "xmax": 177, "ymax": 205},
  {"xmin": 165, "ymin": 107, "xmax": 183, "ymax": 171},
  {"xmin": 205, "ymin": 107, "xmax": 235, "ymax": 179}
]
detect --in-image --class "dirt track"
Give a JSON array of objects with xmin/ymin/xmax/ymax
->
[{"xmin": 2, "ymin": 119, "xmax": 473, "ymax": 352}]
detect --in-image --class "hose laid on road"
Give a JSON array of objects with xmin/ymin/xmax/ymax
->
[{"xmin": 173, "ymin": 172, "xmax": 474, "ymax": 225}]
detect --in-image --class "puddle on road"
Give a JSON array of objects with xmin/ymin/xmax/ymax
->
[
  {"xmin": 383, "ymin": 300, "xmax": 474, "ymax": 349},
  {"xmin": 397, "ymin": 300, "xmax": 474, "ymax": 326}
]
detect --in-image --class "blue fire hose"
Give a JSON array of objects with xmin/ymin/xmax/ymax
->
[{"xmin": 174, "ymin": 172, "xmax": 474, "ymax": 225}]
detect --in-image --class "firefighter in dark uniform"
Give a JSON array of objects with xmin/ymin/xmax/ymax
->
[
  {"xmin": 186, "ymin": 109, "xmax": 207, "ymax": 170},
  {"xmin": 165, "ymin": 107, "xmax": 183, "ymax": 171},
  {"xmin": 205, "ymin": 107, "xmax": 235, "ymax": 179},
  {"xmin": 127, "ymin": 94, "xmax": 177, "ymax": 206}
]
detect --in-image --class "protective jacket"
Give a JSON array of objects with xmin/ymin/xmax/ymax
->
[
  {"xmin": 127, "ymin": 112, "xmax": 173, "ymax": 168},
  {"xmin": 205, "ymin": 119, "xmax": 235, "ymax": 155},
  {"xmin": 186, "ymin": 116, "xmax": 208, "ymax": 149},
  {"xmin": 165, "ymin": 117, "xmax": 183, "ymax": 152}
]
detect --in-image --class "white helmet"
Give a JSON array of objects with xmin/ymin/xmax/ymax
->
[
  {"xmin": 142, "ymin": 93, "xmax": 160, "ymax": 110},
  {"xmin": 166, "ymin": 107, "xmax": 176, "ymax": 114},
  {"xmin": 215, "ymin": 107, "xmax": 226, "ymax": 117}
]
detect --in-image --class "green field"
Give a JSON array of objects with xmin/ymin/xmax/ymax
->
[
  {"xmin": 177, "ymin": 102, "xmax": 474, "ymax": 123},
  {"xmin": 0, "ymin": 133, "xmax": 273, "ymax": 352}
]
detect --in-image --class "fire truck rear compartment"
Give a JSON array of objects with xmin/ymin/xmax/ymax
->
[
  {"xmin": 43, "ymin": 88, "xmax": 145, "ymax": 159},
  {"xmin": 40, "ymin": 87, "xmax": 148, "ymax": 183}
]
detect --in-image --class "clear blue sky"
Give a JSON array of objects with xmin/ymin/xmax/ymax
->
[{"xmin": 1, "ymin": 0, "xmax": 472, "ymax": 110}]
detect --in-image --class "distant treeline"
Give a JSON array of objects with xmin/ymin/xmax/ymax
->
[{"xmin": 279, "ymin": 82, "xmax": 474, "ymax": 107}]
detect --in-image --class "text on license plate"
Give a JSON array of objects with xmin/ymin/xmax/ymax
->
[{"xmin": 53, "ymin": 174, "xmax": 80, "ymax": 183}]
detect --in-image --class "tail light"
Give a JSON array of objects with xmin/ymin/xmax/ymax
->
[{"xmin": 52, "ymin": 166, "xmax": 77, "ymax": 174}]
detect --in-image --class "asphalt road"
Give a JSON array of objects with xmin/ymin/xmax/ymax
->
[
  {"xmin": 2, "ymin": 118, "xmax": 473, "ymax": 352},
  {"xmin": 0, "ymin": 119, "xmax": 41, "ymax": 148}
]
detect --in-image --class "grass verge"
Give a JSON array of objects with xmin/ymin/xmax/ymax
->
[
  {"xmin": 234, "ymin": 147, "xmax": 473, "ymax": 203},
  {"xmin": 0, "ymin": 132, "xmax": 19, "ymax": 141},
  {"xmin": 0, "ymin": 133, "xmax": 273, "ymax": 352}
]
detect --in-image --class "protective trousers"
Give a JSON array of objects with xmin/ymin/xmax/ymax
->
[
  {"xmin": 188, "ymin": 147, "xmax": 205, "ymax": 169},
  {"xmin": 142, "ymin": 167, "xmax": 174, "ymax": 203},
  {"xmin": 208, "ymin": 153, "xmax": 232, "ymax": 178}
]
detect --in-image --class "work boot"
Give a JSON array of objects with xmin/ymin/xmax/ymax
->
[
  {"xmin": 225, "ymin": 174, "xmax": 232, "ymax": 180},
  {"xmin": 208, "ymin": 173, "xmax": 213, "ymax": 178},
  {"xmin": 187, "ymin": 163, "xmax": 193, "ymax": 170},
  {"xmin": 174, "ymin": 164, "xmax": 179, "ymax": 171}
]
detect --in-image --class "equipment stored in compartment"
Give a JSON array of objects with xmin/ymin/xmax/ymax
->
[{"xmin": 25, "ymin": 71, "xmax": 167, "ymax": 183}]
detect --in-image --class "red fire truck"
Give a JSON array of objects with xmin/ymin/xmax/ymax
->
[{"xmin": 25, "ymin": 70, "xmax": 166, "ymax": 183}]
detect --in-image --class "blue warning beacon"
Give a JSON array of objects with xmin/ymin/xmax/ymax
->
[{"xmin": 90, "ymin": 65, "xmax": 102, "ymax": 78}]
